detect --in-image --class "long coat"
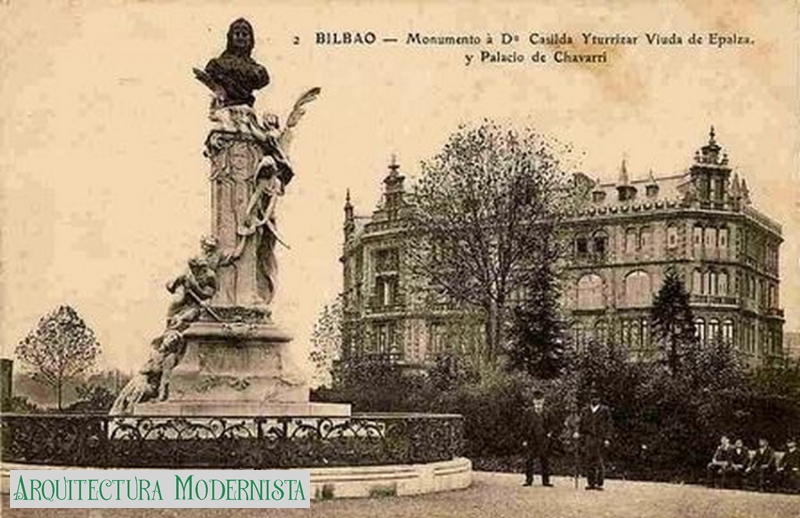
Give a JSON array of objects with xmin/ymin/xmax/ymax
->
[
  {"xmin": 524, "ymin": 406, "xmax": 559, "ymax": 452},
  {"xmin": 579, "ymin": 404, "xmax": 613, "ymax": 453}
]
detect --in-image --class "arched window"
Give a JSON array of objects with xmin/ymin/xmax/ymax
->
[
  {"xmin": 625, "ymin": 228, "xmax": 638, "ymax": 254},
  {"xmin": 630, "ymin": 319, "xmax": 641, "ymax": 348},
  {"xmin": 693, "ymin": 269, "xmax": 703, "ymax": 295},
  {"xmin": 577, "ymin": 274, "xmax": 604, "ymax": 310},
  {"xmin": 705, "ymin": 227, "xmax": 717, "ymax": 249},
  {"xmin": 667, "ymin": 225, "xmax": 679, "ymax": 249},
  {"xmin": 708, "ymin": 319, "xmax": 720, "ymax": 344},
  {"xmin": 620, "ymin": 320, "xmax": 631, "ymax": 347},
  {"xmin": 574, "ymin": 323, "xmax": 586, "ymax": 351},
  {"xmin": 722, "ymin": 320, "xmax": 734, "ymax": 344},
  {"xmin": 719, "ymin": 271, "xmax": 729, "ymax": 296},
  {"xmin": 709, "ymin": 271, "xmax": 718, "ymax": 295},
  {"xmin": 641, "ymin": 318, "xmax": 650, "ymax": 348},
  {"xmin": 693, "ymin": 226, "xmax": 703, "ymax": 247},
  {"xmin": 640, "ymin": 227, "xmax": 652, "ymax": 251},
  {"xmin": 718, "ymin": 228, "xmax": 728, "ymax": 249},
  {"xmin": 594, "ymin": 320, "xmax": 608, "ymax": 346},
  {"xmin": 575, "ymin": 236, "xmax": 589, "ymax": 257},
  {"xmin": 695, "ymin": 318, "xmax": 706, "ymax": 344},
  {"xmin": 625, "ymin": 270, "xmax": 651, "ymax": 307},
  {"xmin": 592, "ymin": 231, "xmax": 608, "ymax": 258}
]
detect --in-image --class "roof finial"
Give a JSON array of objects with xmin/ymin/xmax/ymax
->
[
  {"xmin": 709, "ymin": 125, "xmax": 716, "ymax": 145},
  {"xmin": 345, "ymin": 188, "xmax": 351, "ymax": 204},
  {"xmin": 619, "ymin": 155, "xmax": 629, "ymax": 185},
  {"xmin": 389, "ymin": 153, "xmax": 399, "ymax": 172}
]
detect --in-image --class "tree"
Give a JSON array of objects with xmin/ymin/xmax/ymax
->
[
  {"xmin": 650, "ymin": 267, "xmax": 697, "ymax": 377},
  {"xmin": 407, "ymin": 121, "xmax": 575, "ymax": 359},
  {"xmin": 309, "ymin": 296, "xmax": 343, "ymax": 388},
  {"xmin": 506, "ymin": 264, "xmax": 567, "ymax": 379},
  {"xmin": 15, "ymin": 305, "xmax": 100, "ymax": 410}
]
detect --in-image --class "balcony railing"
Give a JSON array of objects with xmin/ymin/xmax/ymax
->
[
  {"xmin": 766, "ymin": 308, "xmax": 785, "ymax": 318},
  {"xmin": 367, "ymin": 294, "xmax": 406, "ymax": 313},
  {"xmin": 689, "ymin": 295, "xmax": 738, "ymax": 306}
]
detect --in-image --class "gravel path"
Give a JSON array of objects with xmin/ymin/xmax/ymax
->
[{"xmin": 4, "ymin": 472, "xmax": 799, "ymax": 518}]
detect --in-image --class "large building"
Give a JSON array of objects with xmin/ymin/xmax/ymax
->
[{"xmin": 340, "ymin": 129, "xmax": 785, "ymax": 366}]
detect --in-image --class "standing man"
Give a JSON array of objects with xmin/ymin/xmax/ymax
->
[
  {"xmin": 575, "ymin": 391, "xmax": 613, "ymax": 490},
  {"xmin": 522, "ymin": 389, "xmax": 558, "ymax": 487}
]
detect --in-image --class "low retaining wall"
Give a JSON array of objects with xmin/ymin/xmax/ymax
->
[{"xmin": 1, "ymin": 457, "xmax": 472, "ymax": 500}]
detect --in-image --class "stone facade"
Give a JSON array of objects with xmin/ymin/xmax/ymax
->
[{"xmin": 341, "ymin": 129, "xmax": 784, "ymax": 366}]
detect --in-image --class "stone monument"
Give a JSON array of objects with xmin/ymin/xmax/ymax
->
[{"xmin": 111, "ymin": 19, "xmax": 349, "ymax": 417}]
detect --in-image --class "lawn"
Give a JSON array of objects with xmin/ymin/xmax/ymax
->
[{"xmin": 3, "ymin": 472, "xmax": 798, "ymax": 518}]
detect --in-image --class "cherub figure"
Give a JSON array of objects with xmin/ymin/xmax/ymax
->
[{"xmin": 166, "ymin": 256, "xmax": 219, "ymax": 327}]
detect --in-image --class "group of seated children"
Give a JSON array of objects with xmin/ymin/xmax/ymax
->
[{"xmin": 707, "ymin": 435, "xmax": 799, "ymax": 492}]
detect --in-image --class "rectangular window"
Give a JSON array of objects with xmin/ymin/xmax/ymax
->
[
  {"xmin": 718, "ymin": 228, "xmax": 728, "ymax": 249},
  {"xmin": 667, "ymin": 226, "xmax": 678, "ymax": 249},
  {"xmin": 383, "ymin": 278, "xmax": 397, "ymax": 306},
  {"xmin": 428, "ymin": 323, "xmax": 446, "ymax": 358},
  {"xmin": 704, "ymin": 228, "xmax": 717, "ymax": 248},
  {"xmin": 693, "ymin": 226, "xmax": 703, "ymax": 246},
  {"xmin": 626, "ymin": 229, "xmax": 638, "ymax": 254},
  {"xmin": 375, "ymin": 248, "xmax": 399, "ymax": 272},
  {"xmin": 640, "ymin": 228, "xmax": 652, "ymax": 250}
]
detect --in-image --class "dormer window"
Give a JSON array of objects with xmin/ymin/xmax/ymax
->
[
  {"xmin": 618, "ymin": 186, "xmax": 636, "ymax": 202},
  {"xmin": 592, "ymin": 190, "xmax": 606, "ymax": 204},
  {"xmin": 646, "ymin": 184, "xmax": 659, "ymax": 198}
]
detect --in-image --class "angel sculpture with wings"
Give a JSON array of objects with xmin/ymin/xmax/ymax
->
[{"xmin": 227, "ymin": 90, "xmax": 319, "ymax": 305}]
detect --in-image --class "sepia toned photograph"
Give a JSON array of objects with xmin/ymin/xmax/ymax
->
[{"xmin": 1, "ymin": 1, "xmax": 799, "ymax": 516}]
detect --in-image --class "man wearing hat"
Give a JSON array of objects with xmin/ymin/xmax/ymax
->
[
  {"xmin": 576, "ymin": 391, "xmax": 613, "ymax": 490},
  {"xmin": 522, "ymin": 389, "xmax": 558, "ymax": 487}
]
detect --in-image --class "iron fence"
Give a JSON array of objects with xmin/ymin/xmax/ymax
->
[{"xmin": 0, "ymin": 413, "xmax": 463, "ymax": 469}]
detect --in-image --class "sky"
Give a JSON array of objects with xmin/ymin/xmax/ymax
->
[{"xmin": 1, "ymin": 0, "xmax": 798, "ymax": 374}]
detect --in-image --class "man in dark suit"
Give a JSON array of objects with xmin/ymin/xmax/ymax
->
[
  {"xmin": 576, "ymin": 391, "xmax": 613, "ymax": 490},
  {"xmin": 746, "ymin": 437, "xmax": 776, "ymax": 491},
  {"xmin": 522, "ymin": 389, "xmax": 558, "ymax": 487},
  {"xmin": 776, "ymin": 439, "xmax": 799, "ymax": 493},
  {"xmin": 728, "ymin": 438, "xmax": 750, "ymax": 489}
]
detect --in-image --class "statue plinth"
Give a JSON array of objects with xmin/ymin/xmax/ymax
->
[{"xmin": 134, "ymin": 319, "xmax": 350, "ymax": 416}]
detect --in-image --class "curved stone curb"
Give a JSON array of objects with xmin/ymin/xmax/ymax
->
[{"xmin": 1, "ymin": 458, "xmax": 472, "ymax": 500}]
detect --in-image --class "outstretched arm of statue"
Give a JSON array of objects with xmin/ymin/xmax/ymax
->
[{"xmin": 166, "ymin": 275, "xmax": 183, "ymax": 294}]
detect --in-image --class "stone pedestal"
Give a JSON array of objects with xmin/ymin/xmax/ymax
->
[{"xmin": 133, "ymin": 319, "xmax": 350, "ymax": 416}]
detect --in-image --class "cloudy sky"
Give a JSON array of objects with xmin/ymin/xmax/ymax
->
[{"xmin": 1, "ymin": 0, "xmax": 797, "ymax": 372}]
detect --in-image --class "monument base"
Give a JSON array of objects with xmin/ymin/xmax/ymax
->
[{"xmin": 131, "ymin": 320, "xmax": 353, "ymax": 416}]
